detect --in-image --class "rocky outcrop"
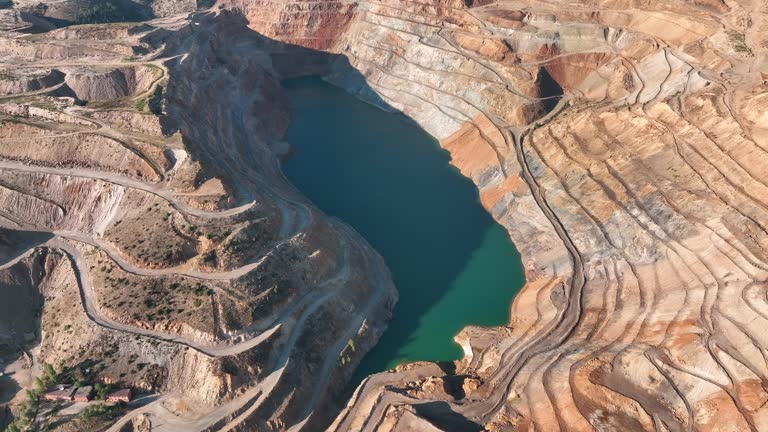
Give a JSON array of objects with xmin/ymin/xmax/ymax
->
[
  {"xmin": 61, "ymin": 65, "xmax": 159, "ymax": 102},
  {"xmin": 89, "ymin": 110, "xmax": 164, "ymax": 135},
  {"xmin": 2, "ymin": 0, "xmax": 768, "ymax": 431},
  {"xmin": 0, "ymin": 9, "xmax": 396, "ymax": 432},
  {"xmin": 0, "ymin": 69, "xmax": 63, "ymax": 96},
  {"xmin": 0, "ymin": 131, "xmax": 160, "ymax": 180},
  {"xmin": 220, "ymin": 0, "xmax": 768, "ymax": 430},
  {"xmin": 143, "ymin": 0, "xmax": 197, "ymax": 18},
  {"xmin": 223, "ymin": 0, "xmax": 358, "ymax": 51}
]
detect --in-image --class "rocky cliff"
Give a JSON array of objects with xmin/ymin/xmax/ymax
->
[
  {"xmin": 1, "ymin": 0, "xmax": 768, "ymax": 431},
  {"xmin": 0, "ymin": 7, "xmax": 396, "ymax": 432},
  {"xmin": 223, "ymin": 0, "xmax": 768, "ymax": 430}
]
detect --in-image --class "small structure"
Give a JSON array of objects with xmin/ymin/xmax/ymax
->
[
  {"xmin": 73, "ymin": 386, "xmax": 93, "ymax": 402},
  {"xmin": 105, "ymin": 388, "xmax": 132, "ymax": 403},
  {"xmin": 44, "ymin": 386, "xmax": 75, "ymax": 402}
]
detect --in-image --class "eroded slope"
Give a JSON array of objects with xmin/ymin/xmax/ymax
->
[
  {"xmin": 223, "ymin": 0, "xmax": 768, "ymax": 430},
  {"xmin": 0, "ymin": 8, "xmax": 395, "ymax": 432},
  {"xmin": 2, "ymin": 0, "xmax": 768, "ymax": 431}
]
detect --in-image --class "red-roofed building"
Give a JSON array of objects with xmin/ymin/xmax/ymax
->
[
  {"xmin": 44, "ymin": 386, "xmax": 75, "ymax": 402},
  {"xmin": 73, "ymin": 386, "xmax": 93, "ymax": 402},
  {"xmin": 105, "ymin": 388, "xmax": 132, "ymax": 403}
]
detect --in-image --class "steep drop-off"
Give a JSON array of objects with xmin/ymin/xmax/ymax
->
[
  {"xmin": 1, "ymin": 0, "xmax": 768, "ymax": 431},
  {"xmin": 282, "ymin": 76, "xmax": 525, "ymax": 377},
  {"xmin": 0, "ymin": 8, "xmax": 396, "ymax": 432},
  {"xmin": 229, "ymin": 0, "xmax": 768, "ymax": 431}
]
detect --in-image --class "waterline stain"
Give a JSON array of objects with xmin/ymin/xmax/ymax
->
[{"xmin": 281, "ymin": 76, "xmax": 525, "ymax": 381}]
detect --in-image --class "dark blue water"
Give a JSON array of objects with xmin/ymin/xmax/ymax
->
[{"xmin": 282, "ymin": 76, "xmax": 525, "ymax": 379}]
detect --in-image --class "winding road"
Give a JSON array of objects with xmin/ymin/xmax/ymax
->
[{"xmin": 0, "ymin": 13, "xmax": 390, "ymax": 432}]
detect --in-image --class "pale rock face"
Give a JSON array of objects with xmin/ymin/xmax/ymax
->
[
  {"xmin": 0, "ymin": 69, "xmax": 64, "ymax": 96},
  {"xmin": 1, "ymin": 0, "xmax": 767, "ymax": 431},
  {"xmin": 229, "ymin": 0, "xmax": 768, "ymax": 431},
  {"xmin": 0, "ymin": 6, "xmax": 397, "ymax": 431},
  {"xmin": 61, "ymin": 65, "xmax": 160, "ymax": 102}
]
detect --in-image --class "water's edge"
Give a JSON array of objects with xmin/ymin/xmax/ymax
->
[{"xmin": 281, "ymin": 76, "xmax": 526, "ymax": 384}]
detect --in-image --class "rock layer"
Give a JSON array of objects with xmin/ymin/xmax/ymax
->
[
  {"xmin": 1, "ymin": 0, "xmax": 768, "ymax": 431},
  {"xmin": 0, "ymin": 7, "xmax": 396, "ymax": 431},
  {"xmin": 221, "ymin": 0, "xmax": 768, "ymax": 430}
]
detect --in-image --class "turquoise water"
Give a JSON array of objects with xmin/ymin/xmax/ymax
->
[{"xmin": 282, "ymin": 77, "xmax": 525, "ymax": 379}]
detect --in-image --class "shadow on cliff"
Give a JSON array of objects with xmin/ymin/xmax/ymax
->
[
  {"xmin": 154, "ymin": 9, "xmax": 518, "ymax": 430},
  {"xmin": 0, "ymin": 373, "xmax": 20, "ymax": 406},
  {"xmin": 0, "ymin": 229, "xmax": 50, "ymax": 411},
  {"xmin": 414, "ymin": 401, "xmax": 484, "ymax": 432},
  {"xmin": 0, "ymin": 229, "xmax": 52, "ymax": 264}
]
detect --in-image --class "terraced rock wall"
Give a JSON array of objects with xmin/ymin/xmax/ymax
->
[
  {"xmin": 0, "ymin": 9, "xmax": 397, "ymax": 431},
  {"xmin": 2, "ymin": 1, "xmax": 767, "ymax": 430},
  {"xmin": 225, "ymin": 0, "xmax": 768, "ymax": 430}
]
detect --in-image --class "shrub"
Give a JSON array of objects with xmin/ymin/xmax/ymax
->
[
  {"xmin": 94, "ymin": 383, "xmax": 111, "ymax": 400},
  {"xmin": 148, "ymin": 85, "xmax": 164, "ymax": 115},
  {"xmin": 193, "ymin": 284, "xmax": 212, "ymax": 297},
  {"xmin": 20, "ymin": 2, "xmax": 47, "ymax": 16},
  {"xmin": 43, "ymin": 362, "xmax": 58, "ymax": 384},
  {"xmin": 74, "ymin": 0, "xmax": 143, "ymax": 24},
  {"xmin": 32, "ymin": 377, "xmax": 45, "ymax": 396},
  {"xmin": 82, "ymin": 403, "xmax": 121, "ymax": 420}
]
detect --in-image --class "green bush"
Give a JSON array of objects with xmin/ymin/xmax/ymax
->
[
  {"xmin": 148, "ymin": 85, "xmax": 164, "ymax": 115},
  {"xmin": 94, "ymin": 383, "xmax": 111, "ymax": 400},
  {"xmin": 43, "ymin": 362, "xmax": 58, "ymax": 384},
  {"xmin": 193, "ymin": 284, "xmax": 213, "ymax": 297},
  {"xmin": 74, "ymin": 0, "xmax": 143, "ymax": 24},
  {"xmin": 82, "ymin": 403, "xmax": 122, "ymax": 420},
  {"xmin": 32, "ymin": 377, "xmax": 45, "ymax": 396}
]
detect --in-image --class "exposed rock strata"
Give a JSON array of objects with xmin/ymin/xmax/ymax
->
[
  {"xmin": 1, "ymin": 0, "xmax": 768, "ymax": 431},
  {"xmin": 0, "ymin": 7, "xmax": 396, "ymax": 431},
  {"xmin": 222, "ymin": 0, "xmax": 768, "ymax": 430}
]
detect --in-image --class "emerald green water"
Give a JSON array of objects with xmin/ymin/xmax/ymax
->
[{"xmin": 282, "ymin": 77, "xmax": 525, "ymax": 380}]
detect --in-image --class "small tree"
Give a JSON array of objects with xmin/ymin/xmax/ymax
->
[
  {"xmin": 94, "ymin": 383, "xmax": 111, "ymax": 400},
  {"xmin": 82, "ymin": 403, "xmax": 121, "ymax": 420},
  {"xmin": 32, "ymin": 377, "xmax": 46, "ymax": 396},
  {"xmin": 33, "ymin": 2, "xmax": 46, "ymax": 15},
  {"xmin": 43, "ymin": 363, "xmax": 58, "ymax": 384}
]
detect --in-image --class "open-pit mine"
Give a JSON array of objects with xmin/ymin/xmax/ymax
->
[{"xmin": 1, "ymin": 1, "xmax": 768, "ymax": 431}]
